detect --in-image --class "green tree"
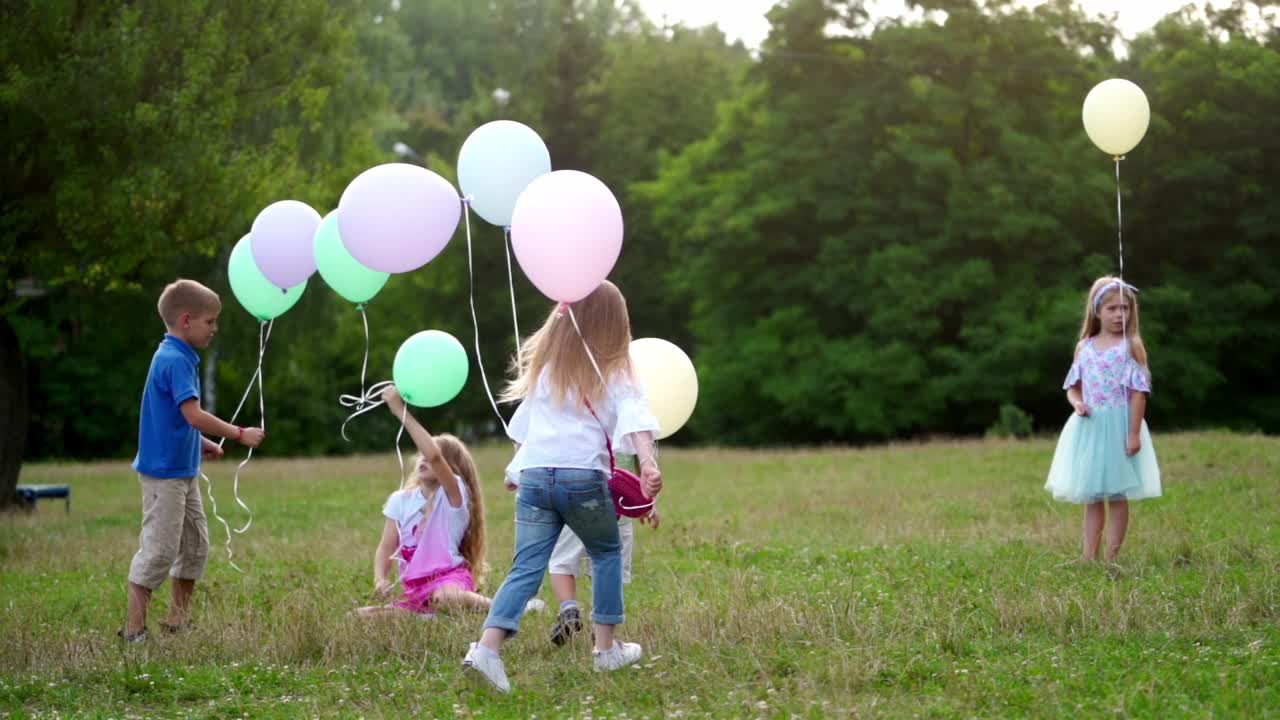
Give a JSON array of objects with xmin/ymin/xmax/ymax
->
[
  {"xmin": 1, "ymin": 0, "xmax": 384, "ymax": 504},
  {"xmin": 641, "ymin": 0, "xmax": 1280, "ymax": 443},
  {"xmin": 640, "ymin": 0, "xmax": 1125, "ymax": 442},
  {"xmin": 1124, "ymin": 6, "xmax": 1280, "ymax": 429}
]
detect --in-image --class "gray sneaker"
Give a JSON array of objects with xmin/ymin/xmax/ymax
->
[
  {"xmin": 592, "ymin": 641, "xmax": 642, "ymax": 672},
  {"xmin": 549, "ymin": 605, "xmax": 583, "ymax": 646},
  {"xmin": 462, "ymin": 642, "xmax": 511, "ymax": 693}
]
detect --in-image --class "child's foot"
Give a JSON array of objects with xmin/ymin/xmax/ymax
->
[
  {"xmin": 158, "ymin": 621, "xmax": 194, "ymax": 634},
  {"xmin": 592, "ymin": 641, "xmax": 642, "ymax": 672},
  {"xmin": 462, "ymin": 642, "xmax": 510, "ymax": 693},
  {"xmin": 117, "ymin": 627, "xmax": 148, "ymax": 644},
  {"xmin": 549, "ymin": 605, "xmax": 583, "ymax": 646}
]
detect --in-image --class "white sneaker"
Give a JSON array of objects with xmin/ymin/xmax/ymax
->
[
  {"xmin": 592, "ymin": 641, "xmax": 642, "ymax": 672},
  {"xmin": 524, "ymin": 598, "xmax": 547, "ymax": 613},
  {"xmin": 462, "ymin": 642, "xmax": 511, "ymax": 693}
]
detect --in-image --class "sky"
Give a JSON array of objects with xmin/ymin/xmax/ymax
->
[{"xmin": 633, "ymin": 1, "xmax": 1239, "ymax": 49}]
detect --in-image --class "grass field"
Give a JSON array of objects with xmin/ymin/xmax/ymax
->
[{"xmin": 2, "ymin": 432, "xmax": 1278, "ymax": 718}]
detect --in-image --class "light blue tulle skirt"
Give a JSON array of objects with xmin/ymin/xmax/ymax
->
[{"xmin": 1045, "ymin": 406, "xmax": 1161, "ymax": 504}]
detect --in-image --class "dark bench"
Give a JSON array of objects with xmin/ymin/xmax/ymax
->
[{"xmin": 15, "ymin": 484, "xmax": 71, "ymax": 513}]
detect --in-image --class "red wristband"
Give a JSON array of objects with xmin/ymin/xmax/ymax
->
[{"xmin": 236, "ymin": 426, "xmax": 244, "ymax": 442}]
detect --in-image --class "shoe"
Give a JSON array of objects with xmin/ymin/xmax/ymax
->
[
  {"xmin": 524, "ymin": 598, "xmax": 547, "ymax": 613},
  {"xmin": 158, "ymin": 622, "xmax": 194, "ymax": 634},
  {"xmin": 116, "ymin": 627, "xmax": 148, "ymax": 644},
  {"xmin": 462, "ymin": 642, "xmax": 510, "ymax": 693},
  {"xmin": 592, "ymin": 641, "xmax": 642, "ymax": 672},
  {"xmin": 549, "ymin": 605, "xmax": 583, "ymax": 646}
]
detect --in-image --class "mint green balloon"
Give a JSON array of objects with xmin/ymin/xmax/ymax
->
[
  {"xmin": 228, "ymin": 235, "xmax": 306, "ymax": 321},
  {"xmin": 314, "ymin": 210, "xmax": 389, "ymax": 304},
  {"xmin": 392, "ymin": 330, "xmax": 469, "ymax": 407}
]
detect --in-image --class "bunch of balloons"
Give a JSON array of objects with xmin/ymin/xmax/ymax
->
[{"xmin": 228, "ymin": 118, "xmax": 698, "ymax": 420}]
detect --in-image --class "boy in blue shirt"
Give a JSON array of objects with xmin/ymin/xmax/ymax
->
[{"xmin": 121, "ymin": 279, "xmax": 265, "ymax": 642}]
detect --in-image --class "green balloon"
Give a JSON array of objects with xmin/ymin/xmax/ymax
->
[
  {"xmin": 228, "ymin": 235, "xmax": 306, "ymax": 321},
  {"xmin": 314, "ymin": 210, "xmax": 389, "ymax": 304},
  {"xmin": 393, "ymin": 330, "xmax": 469, "ymax": 408}
]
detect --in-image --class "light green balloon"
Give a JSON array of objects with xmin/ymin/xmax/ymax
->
[
  {"xmin": 228, "ymin": 234, "xmax": 306, "ymax": 321},
  {"xmin": 392, "ymin": 330, "xmax": 469, "ymax": 408},
  {"xmin": 314, "ymin": 210, "xmax": 389, "ymax": 304}
]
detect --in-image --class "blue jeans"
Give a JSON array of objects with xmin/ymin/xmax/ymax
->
[{"xmin": 484, "ymin": 468, "xmax": 623, "ymax": 634}]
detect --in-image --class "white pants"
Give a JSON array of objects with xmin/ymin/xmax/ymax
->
[{"xmin": 548, "ymin": 517, "xmax": 634, "ymax": 583}]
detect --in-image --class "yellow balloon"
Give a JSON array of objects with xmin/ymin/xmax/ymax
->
[
  {"xmin": 629, "ymin": 338, "xmax": 698, "ymax": 440},
  {"xmin": 1082, "ymin": 78, "xmax": 1150, "ymax": 155}
]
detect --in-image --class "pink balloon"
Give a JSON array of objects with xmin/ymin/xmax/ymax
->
[
  {"xmin": 510, "ymin": 170, "xmax": 623, "ymax": 302},
  {"xmin": 249, "ymin": 200, "xmax": 322, "ymax": 288},
  {"xmin": 338, "ymin": 163, "xmax": 461, "ymax": 274}
]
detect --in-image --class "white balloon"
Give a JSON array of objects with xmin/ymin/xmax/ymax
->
[
  {"xmin": 457, "ymin": 121, "xmax": 551, "ymax": 227},
  {"xmin": 1083, "ymin": 78, "xmax": 1150, "ymax": 155},
  {"xmin": 630, "ymin": 338, "xmax": 698, "ymax": 440}
]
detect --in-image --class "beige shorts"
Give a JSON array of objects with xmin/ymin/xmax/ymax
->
[
  {"xmin": 548, "ymin": 517, "xmax": 634, "ymax": 583},
  {"xmin": 127, "ymin": 475, "xmax": 209, "ymax": 589}
]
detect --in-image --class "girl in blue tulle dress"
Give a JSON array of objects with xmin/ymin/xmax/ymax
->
[{"xmin": 1046, "ymin": 276, "xmax": 1161, "ymax": 562}]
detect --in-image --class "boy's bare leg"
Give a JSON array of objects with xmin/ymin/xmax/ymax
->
[
  {"xmin": 551, "ymin": 574, "xmax": 577, "ymax": 605},
  {"xmin": 126, "ymin": 582, "xmax": 152, "ymax": 635},
  {"xmin": 163, "ymin": 578, "xmax": 195, "ymax": 627}
]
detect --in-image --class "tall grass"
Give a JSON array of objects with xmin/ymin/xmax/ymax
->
[{"xmin": 2, "ymin": 432, "xmax": 1277, "ymax": 717}]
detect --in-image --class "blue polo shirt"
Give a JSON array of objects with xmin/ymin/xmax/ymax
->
[{"xmin": 132, "ymin": 335, "xmax": 202, "ymax": 478}]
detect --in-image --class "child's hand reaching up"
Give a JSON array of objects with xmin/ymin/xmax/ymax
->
[{"xmin": 382, "ymin": 386, "xmax": 406, "ymax": 414}]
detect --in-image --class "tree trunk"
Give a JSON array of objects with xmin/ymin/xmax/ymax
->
[
  {"xmin": 0, "ymin": 315, "xmax": 30, "ymax": 509},
  {"xmin": 203, "ymin": 340, "xmax": 218, "ymax": 415}
]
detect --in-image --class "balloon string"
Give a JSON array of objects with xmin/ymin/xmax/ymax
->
[
  {"xmin": 337, "ymin": 306, "xmax": 377, "ymax": 441},
  {"xmin": 388, "ymin": 402, "xmax": 411, "ymax": 564},
  {"xmin": 340, "ymin": 380, "xmax": 396, "ymax": 437},
  {"xmin": 503, "ymin": 226, "xmax": 522, "ymax": 359},
  {"xmin": 216, "ymin": 320, "xmax": 273, "ymax": 449},
  {"xmin": 359, "ymin": 304, "xmax": 371, "ymax": 407},
  {"xmin": 232, "ymin": 320, "xmax": 272, "ymax": 534},
  {"xmin": 201, "ymin": 471, "xmax": 243, "ymax": 574},
  {"xmin": 204, "ymin": 318, "xmax": 273, "ymax": 572},
  {"xmin": 566, "ymin": 307, "xmax": 658, "ymax": 467},
  {"xmin": 462, "ymin": 201, "xmax": 509, "ymax": 433},
  {"xmin": 1115, "ymin": 154, "xmax": 1132, "ymax": 442},
  {"xmin": 1115, "ymin": 155, "xmax": 1125, "ymax": 283}
]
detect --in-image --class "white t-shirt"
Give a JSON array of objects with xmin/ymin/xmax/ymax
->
[
  {"xmin": 505, "ymin": 369, "xmax": 660, "ymax": 485},
  {"xmin": 381, "ymin": 478, "xmax": 471, "ymax": 569}
]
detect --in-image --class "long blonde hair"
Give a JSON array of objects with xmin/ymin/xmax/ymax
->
[
  {"xmin": 1078, "ymin": 275, "xmax": 1148, "ymax": 367},
  {"xmin": 500, "ymin": 280, "xmax": 633, "ymax": 406},
  {"xmin": 404, "ymin": 435, "xmax": 487, "ymax": 583}
]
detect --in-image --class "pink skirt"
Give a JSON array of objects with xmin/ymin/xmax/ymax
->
[{"xmin": 393, "ymin": 554, "xmax": 475, "ymax": 615}]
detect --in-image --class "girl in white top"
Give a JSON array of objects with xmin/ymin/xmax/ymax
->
[
  {"xmin": 353, "ymin": 387, "xmax": 494, "ymax": 617},
  {"xmin": 462, "ymin": 281, "xmax": 663, "ymax": 693}
]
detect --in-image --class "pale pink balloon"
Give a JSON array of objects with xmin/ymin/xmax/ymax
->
[
  {"xmin": 249, "ymin": 200, "xmax": 322, "ymax": 288},
  {"xmin": 510, "ymin": 170, "xmax": 623, "ymax": 302},
  {"xmin": 338, "ymin": 163, "xmax": 461, "ymax": 274}
]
